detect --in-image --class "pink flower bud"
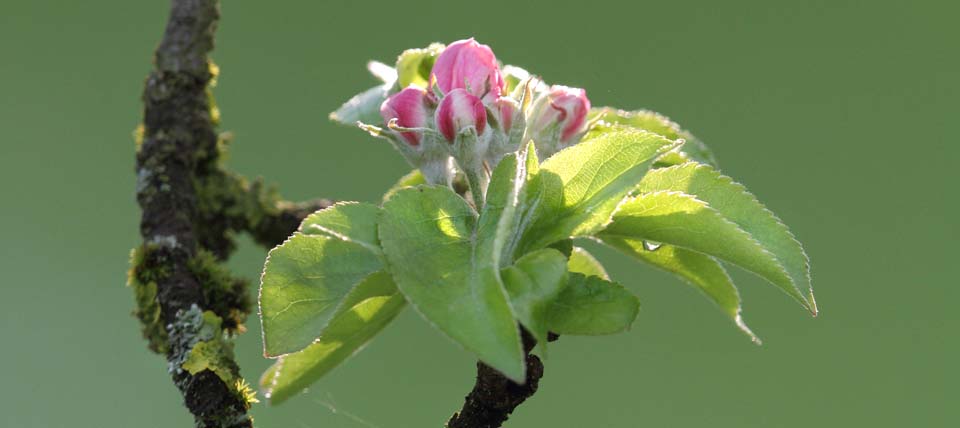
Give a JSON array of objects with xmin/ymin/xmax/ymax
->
[
  {"xmin": 431, "ymin": 38, "xmax": 505, "ymax": 100},
  {"xmin": 435, "ymin": 88, "xmax": 487, "ymax": 143},
  {"xmin": 532, "ymin": 86, "xmax": 591, "ymax": 143},
  {"xmin": 493, "ymin": 97, "xmax": 518, "ymax": 133},
  {"xmin": 380, "ymin": 86, "xmax": 431, "ymax": 146}
]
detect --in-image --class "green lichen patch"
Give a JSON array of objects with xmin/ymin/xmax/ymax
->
[
  {"xmin": 182, "ymin": 338, "xmax": 235, "ymax": 382},
  {"xmin": 127, "ymin": 245, "xmax": 170, "ymax": 354},
  {"xmin": 133, "ymin": 123, "xmax": 145, "ymax": 152},
  {"xmin": 177, "ymin": 309, "xmax": 259, "ymax": 410}
]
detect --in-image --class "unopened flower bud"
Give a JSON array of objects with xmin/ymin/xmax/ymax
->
[
  {"xmin": 530, "ymin": 85, "xmax": 591, "ymax": 144},
  {"xmin": 435, "ymin": 88, "xmax": 487, "ymax": 143},
  {"xmin": 431, "ymin": 38, "xmax": 505, "ymax": 100},
  {"xmin": 380, "ymin": 86, "xmax": 431, "ymax": 146},
  {"xmin": 493, "ymin": 97, "xmax": 519, "ymax": 134},
  {"xmin": 483, "ymin": 96, "xmax": 524, "ymax": 169}
]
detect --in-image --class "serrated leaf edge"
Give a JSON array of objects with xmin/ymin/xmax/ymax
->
[
  {"xmin": 602, "ymin": 190, "xmax": 809, "ymax": 311},
  {"xmin": 260, "ymin": 272, "xmax": 403, "ymax": 403},
  {"xmin": 591, "ymin": 107, "xmax": 718, "ymax": 166},
  {"xmin": 648, "ymin": 163, "xmax": 815, "ymax": 314},
  {"xmin": 531, "ymin": 128, "xmax": 683, "ymax": 247},
  {"xmin": 258, "ymin": 232, "xmax": 383, "ymax": 358},
  {"xmin": 298, "ymin": 201, "xmax": 383, "ymax": 255}
]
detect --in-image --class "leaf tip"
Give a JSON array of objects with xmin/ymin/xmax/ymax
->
[{"xmin": 735, "ymin": 314, "xmax": 762, "ymax": 346}]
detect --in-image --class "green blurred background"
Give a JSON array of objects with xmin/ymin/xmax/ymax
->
[{"xmin": 2, "ymin": 0, "xmax": 956, "ymax": 426}]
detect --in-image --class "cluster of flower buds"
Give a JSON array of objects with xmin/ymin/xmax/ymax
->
[{"xmin": 372, "ymin": 38, "xmax": 592, "ymax": 204}]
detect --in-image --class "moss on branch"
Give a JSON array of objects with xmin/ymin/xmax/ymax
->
[{"xmin": 131, "ymin": 1, "xmax": 329, "ymax": 427}]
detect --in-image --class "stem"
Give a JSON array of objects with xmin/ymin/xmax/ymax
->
[
  {"xmin": 453, "ymin": 130, "xmax": 488, "ymax": 207},
  {"xmin": 446, "ymin": 331, "xmax": 552, "ymax": 428}
]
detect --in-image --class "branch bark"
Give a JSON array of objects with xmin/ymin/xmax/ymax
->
[
  {"xmin": 134, "ymin": 1, "xmax": 328, "ymax": 426},
  {"xmin": 446, "ymin": 331, "xmax": 554, "ymax": 428}
]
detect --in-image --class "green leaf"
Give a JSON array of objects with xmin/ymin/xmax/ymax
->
[
  {"xmin": 262, "ymin": 201, "xmax": 386, "ymax": 357},
  {"xmin": 395, "ymin": 44, "xmax": 444, "ymax": 88},
  {"xmin": 497, "ymin": 141, "xmax": 541, "ymax": 262},
  {"xmin": 260, "ymin": 233, "xmax": 384, "ymax": 357},
  {"xmin": 379, "ymin": 182, "xmax": 525, "ymax": 380},
  {"xmin": 329, "ymin": 83, "xmax": 391, "ymax": 126},
  {"xmin": 611, "ymin": 243, "xmax": 758, "ymax": 342},
  {"xmin": 598, "ymin": 191, "xmax": 809, "ymax": 312},
  {"xmin": 590, "ymin": 108, "xmax": 718, "ymax": 167},
  {"xmin": 259, "ymin": 270, "xmax": 405, "ymax": 404},
  {"xmin": 485, "ymin": 150, "xmax": 532, "ymax": 270},
  {"xmin": 524, "ymin": 140, "xmax": 540, "ymax": 176},
  {"xmin": 516, "ymin": 128, "xmax": 681, "ymax": 254},
  {"xmin": 638, "ymin": 163, "xmax": 815, "ymax": 313},
  {"xmin": 383, "ymin": 169, "xmax": 426, "ymax": 203},
  {"xmin": 568, "ymin": 246, "xmax": 609, "ymax": 280},
  {"xmin": 502, "ymin": 248, "xmax": 568, "ymax": 352},
  {"xmin": 259, "ymin": 202, "xmax": 409, "ymax": 397},
  {"xmin": 548, "ymin": 273, "xmax": 640, "ymax": 335},
  {"xmin": 298, "ymin": 202, "xmax": 381, "ymax": 252}
]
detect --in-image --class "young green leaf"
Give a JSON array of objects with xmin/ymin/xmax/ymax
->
[
  {"xmin": 395, "ymin": 44, "xmax": 444, "ymax": 88},
  {"xmin": 259, "ymin": 270, "xmax": 405, "ymax": 404},
  {"xmin": 548, "ymin": 273, "xmax": 640, "ymax": 335},
  {"xmin": 261, "ymin": 202, "xmax": 389, "ymax": 357},
  {"xmin": 260, "ymin": 234, "xmax": 383, "ymax": 357},
  {"xmin": 590, "ymin": 108, "xmax": 718, "ymax": 167},
  {"xmin": 366, "ymin": 61, "xmax": 397, "ymax": 84},
  {"xmin": 638, "ymin": 163, "xmax": 815, "ymax": 313},
  {"xmin": 298, "ymin": 202, "xmax": 381, "ymax": 252},
  {"xmin": 516, "ymin": 127, "xmax": 681, "ymax": 255},
  {"xmin": 483, "ymin": 153, "xmax": 528, "ymax": 269},
  {"xmin": 378, "ymin": 183, "xmax": 525, "ymax": 381},
  {"xmin": 597, "ymin": 191, "xmax": 809, "ymax": 312},
  {"xmin": 329, "ymin": 83, "xmax": 392, "ymax": 126},
  {"xmin": 501, "ymin": 248, "xmax": 568, "ymax": 352},
  {"xmin": 382, "ymin": 169, "xmax": 426, "ymax": 203},
  {"xmin": 609, "ymin": 243, "xmax": 758, "ymax": 342},
  {"xmin": 499, "ymin": 142, "xmax": 540, "ymax": 262},
  {"xmin": 568, "ymin": 246, "xmax": 609, "ymax": 280}
]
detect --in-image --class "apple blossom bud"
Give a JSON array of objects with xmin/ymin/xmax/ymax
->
[
  {"xmin": 380, "ymin": 86, "xmax": 431, "ymax": 146},
  {"xmin": 530, "ymin": 85, "xmax": 591, "ymax": 144},
  {"xmin": 431, "ymin": 38, "xmax": 505, "ymax": 100},
  {"xmin": 435, "ymin": 88, "xmax": 487, "ymax": 143},
  {"xmin": 483, "ymin": 96, "xmax": 524, "ymax": 169},
  {"xmin": 493, "ymin": 97, "xmax": 519, "ymax": 134}
]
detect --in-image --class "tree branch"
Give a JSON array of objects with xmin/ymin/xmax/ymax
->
[
  {"xmin": 446, "ymin": 331, "xmax": 554, "ymax": 428},
  {"xmin": 132, "ymin": 1, "xmax": 329, "ymax": 426},
  {"xmin": 136, "ymin": 3, "xmax": 542, "ymax": 428}
]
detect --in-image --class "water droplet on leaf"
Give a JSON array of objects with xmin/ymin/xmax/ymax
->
[{"xmin": 642, "ymin": 241, "xmax": 662, "ymax": 251}]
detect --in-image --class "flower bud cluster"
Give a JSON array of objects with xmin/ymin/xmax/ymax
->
[{"xmin": 373, "ymin": 38, "xmax": 592, "ymax": 203}]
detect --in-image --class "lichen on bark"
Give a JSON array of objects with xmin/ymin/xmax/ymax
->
[
  {"xmin": 131, "ymin": 1, "xmax": 329, "ymax": 427},
  {"xmin": 127, "ymin": 244, "xmax": 170, "ymax": 353}
]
